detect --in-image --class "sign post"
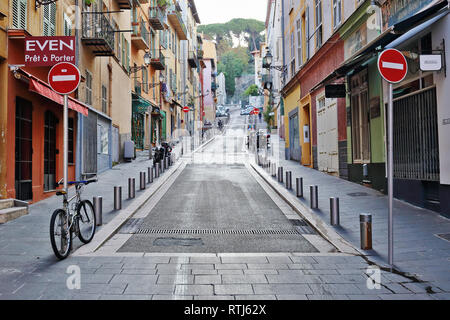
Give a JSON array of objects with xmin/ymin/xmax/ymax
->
[
  {"xmin": 378, "ymin": 49, "xmax": 408, "ymax": 269},
  {"xmin": 48, "ymin": 62, "xmax": 81, "ymax": 193}
]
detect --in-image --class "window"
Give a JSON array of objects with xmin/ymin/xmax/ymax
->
[
  {"xmin": 68, "ymin": 118, "xmax": 74, "ymax": 164},
  {"xmin": 114, "ymin": 20, "xmax": 121, "ymax": 62},
  {"xmin": 296, "ymin": 19, "xmax": 302, "ymax": 69},
  {"xmin": 12, "ymin": 0, "xmax": 27, "ymax": 29},
  {"xmin": 315, "ymin": 0, "xmax": 322, "ymax": 49},
  {"xmin": 64, "ymin": 13, "xmax": 72, "ymax": 36},
  {"xmin": 350, "ymin": 69, "xmax": 370, "ymax": 162},
  {"xmin": 97, "ymin": 124, "xmax": 109, "ymax": 155},
  {"xmin": 102, "ymin": 85, "xmax": 107, "ymax": 114},
  {"xmin": 43, "ymin": 2, "xmax": 56, "ymax": 36},
  {"xmin": 85, "ymin": 70, "xmax": 92, "ymax": 106},
  {"xmin": 333, "ymin": 0, "xmax": 342, "ymax": 29},
  {"xmin": 304, "ymin": 7, "xmax": 310, "ymax": 61},
  {"xmin": 290, "ymin": 32, "xmax": 295, "ymax": 77}
]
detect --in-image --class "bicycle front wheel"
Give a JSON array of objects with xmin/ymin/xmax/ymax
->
[
  {"xmin": 76, "ymin": 200, "xmax": 96, "ymax": 244},
  {"xmin": 50, "ymin": 209, "xmax": 72, "ymax": 260}
]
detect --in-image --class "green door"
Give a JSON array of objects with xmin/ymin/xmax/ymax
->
[{"xmin": 161, "ymin": 110, "xmax": 166, "ymax": 142}]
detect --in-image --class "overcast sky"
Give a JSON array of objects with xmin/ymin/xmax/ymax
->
[{"xmin": 195, "ymin": 0, "xmax": 267, "ymax": 25}]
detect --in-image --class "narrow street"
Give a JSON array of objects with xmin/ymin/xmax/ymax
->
[
  {"xmin": 1, "ymin": 108, "xmax": 445, "ymax": 300},
  {"xmin": 0, "ymin": 0, "xmax": 449, "ymax": 306}
]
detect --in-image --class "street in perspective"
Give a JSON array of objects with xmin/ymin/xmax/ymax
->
[{"xmin": 0, "ymin": 0, "xmax": 449, "ymax": 306}]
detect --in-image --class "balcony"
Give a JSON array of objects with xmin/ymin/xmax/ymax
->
[
  {"xmin": 188, "ymin": 51, "xmax": 197, "ymax": 68},
  {"xmin": 149, "ymin": 6, "xmax": 165, "ymax": 30},
  {"xmin": 170, "ymin": 77, "xmax": 177, "ymax": 94},
  {"xmin": 115, "ymin": 0, "xmax": 132, "ymax": 9},
  {"xmin": 134, "ymin": 81, "xmax": 142, "ymax": 96},
  {"xmin": 150, "ymin": 50, "xmax": 165, "ymax": 70},
  {"xmin": 167, "ymin": 4, "xmax": 187, "ymax": 40},
  {"xmin": 131, "ymin": 20, "xmax": 150, "ymax": 50},
  {"xmin": 81, "ymin": 12, "xmax": 115, "ymax": 56},
  {"xmin": 197, "ymin": 49, "xmax": 204, "ymax": 60}
]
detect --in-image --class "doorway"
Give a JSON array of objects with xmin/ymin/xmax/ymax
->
[
  {"xmin": 44, "ymin": 110, "xmax": 57, "ymax": 191},
  {"xmin": 301, "ymin": 104, "xmax": 312, "ymax": 166},
  {"xmin": 15, "ymin": 97, "xmax": 33, "ymax": 201},
  {"xmin": 288, "ymin": 108, "xmax": 301, "ymax": 161}
]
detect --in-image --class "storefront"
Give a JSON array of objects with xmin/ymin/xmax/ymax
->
[{"xmin": 6, "ymin": 67, "xmax": 88, "ymax": 203}]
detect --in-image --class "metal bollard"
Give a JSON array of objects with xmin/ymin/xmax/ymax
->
[
  {"xmin": 140, "ymin": 172, "xmax": 146, "ymax": 190},
  {"xmin": 114, "ymin": 186, "xmax": 122, "ymax": 210},
  {"xmin": 286, "ymin": 171, "xmax": 292, "ymax": 190},
  {"xmin": 148, "ymin": 167, "xmax": 153, "ymax": 183},
  {"xmin": 272, "ymin": 164, "xmax": 277, "ymax": 177},
  {"xmin": 310, "ymin": 185, "xmax": 318, "ymax": 209},
  {"xmin": 360, "ymin": 213, "xmax": 372, "ymax": 250},
  {"xmin": 330, "ymin": 197, "xmax": 340, "ymax": 226},
  {"xmin": 296, "ymin": 178, "xmax": 303, "ymax": 198},
  {"xmin": 128, "ymin": 178, "xmax": 135, "ymax": 199},
  {"xmin": 156, "ymin": 163, "xmax": 160, "ymax": 178},
  {"xmin": 93, "ymin": 196, "xmax": 102, "ymax": 226},
  {"xmin": 279, "ymin": 167, "xmax": 284, "ymax": 183}
]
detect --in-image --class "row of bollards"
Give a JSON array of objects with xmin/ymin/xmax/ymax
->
[
  {"xmin": 257, "ymin": 158, "xmax": 372, "ymax": 250},
  {"xmin": 98, "ymin": 155, "xmax": 176, "ymax": 226}
]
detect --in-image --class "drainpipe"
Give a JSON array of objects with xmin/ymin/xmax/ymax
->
[{"xmin": 75, "ymin": 0, "xmax": 83, "ymax": 180}]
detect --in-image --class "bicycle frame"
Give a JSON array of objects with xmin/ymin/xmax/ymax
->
[{"xmin": 61, "ymin": 185, "xmax": 83, "ymax": 231}]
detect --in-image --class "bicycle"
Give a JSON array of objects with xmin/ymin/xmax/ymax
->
[{"xmin": 49, "ymin": 179, "xmax": 97, "ymax": 260}]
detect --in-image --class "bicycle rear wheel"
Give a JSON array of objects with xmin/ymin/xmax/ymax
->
[
  {"xmin": 76, "ymin": 200, "xmax": 96, "ymax": 244},
  {"xmin": 50, "ymin": 209, "xmax": 72, "ymax": 260}
]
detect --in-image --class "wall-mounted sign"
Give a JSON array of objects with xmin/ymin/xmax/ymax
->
[
  {"xmin": 419, "ymin": 54, "xmax": 442, "ymax": 71},
  {"xmin": 25, "ymin": 36, "xmax": 76, "ymax": 67},
  {"xmin": 325, "ymin": 84, "xmax": 346, "ymax": 98}
]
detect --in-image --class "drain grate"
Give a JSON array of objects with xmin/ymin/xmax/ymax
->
[{"xmin": 134, "ymin": 229, "xmax": 303, "ymax": 235}]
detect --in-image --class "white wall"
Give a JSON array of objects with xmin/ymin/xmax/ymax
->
[{"xmin": 432, "ymin": 15, "xmax": 450, "ymax": 185}]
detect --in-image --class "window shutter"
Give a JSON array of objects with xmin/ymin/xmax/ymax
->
[
  {"xmin": 43, "ymin": 4, "xmax": 49, "ymax": 35},
  {"xmin": 19, "ymin": 0, "xmax": 27, "ymax": 29},
  {"xmin": 305, "ymin": 6, "xmax": 309, "ymax": 60},
  {"xmin": 50, "ymin": 3, "xmax": 56, "ymax": 36},
  {"xmin": 12, "ymin": 0, "xmax": 19, "ymax": 28}
]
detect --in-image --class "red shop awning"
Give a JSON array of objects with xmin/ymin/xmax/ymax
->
[{"xmin": 28, "ymin": 77, "xmax": 89, "ymax": 116}]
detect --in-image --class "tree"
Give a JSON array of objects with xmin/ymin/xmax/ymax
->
[
  {"xmin": 243, "ymin": 84, "xmax": 259, "ymax": 97},
  {"xmin": 263, "ymin": 102, "xmax": 275, "ymax": 132}
]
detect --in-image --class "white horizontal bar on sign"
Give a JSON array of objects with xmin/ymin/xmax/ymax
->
[
  {"xmin": 382, "ymin": 61, "xmax": 404, "ymax": 70},
  {"xmin": 52, "ymin": 75, "xmax": 76, "ymax": 82}
]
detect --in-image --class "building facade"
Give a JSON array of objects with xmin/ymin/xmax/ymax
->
[{"xmin": 269, "ymin": 0, "xmax": 450, "ymax": 217}]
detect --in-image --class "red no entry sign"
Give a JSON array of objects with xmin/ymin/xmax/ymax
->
[
  {"xmin": 253, "ymin": 108, "xmax": 260, "ymax": 115},
  {"xmin": 378, "ymin": 49, "xmax": 408, "ymax": 83},
  {"xmin": 48, "ymin": 62, "xmax": 80, "ymax": 95},
  {"xmin": 183, "ymin": 106, "xmax": 190, "ymax": 113}
]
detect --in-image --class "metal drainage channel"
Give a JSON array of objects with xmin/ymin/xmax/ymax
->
[{"xmin": 119, "ymin": 219, "xmax": 317, "ymax": 235}]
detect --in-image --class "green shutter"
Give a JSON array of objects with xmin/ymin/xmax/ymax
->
[{"xmin": 13, "ymin": 0, "xmax": 27, "ymax": 29}]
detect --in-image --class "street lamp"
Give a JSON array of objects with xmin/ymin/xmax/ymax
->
[
  {"xmin": 130, "ymin": 51, "xmax": 152, "ymax": 73},
  {"xmin": 263, "ymin": 49, "xmax": 287, "ymax": 73}
]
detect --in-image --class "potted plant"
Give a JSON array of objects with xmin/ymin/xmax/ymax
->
[
  {"xmin": 85, "ymin": 0, "xmax": 96, "ymax": 7},
  {"xmin": 157, "ymin": 0, "xmax": 171, "ymax": 9}
]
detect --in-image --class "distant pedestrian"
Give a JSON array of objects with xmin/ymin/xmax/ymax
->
[{"xmin": 258, "ymin": 112, "xmax": 262, "ymax": 123}]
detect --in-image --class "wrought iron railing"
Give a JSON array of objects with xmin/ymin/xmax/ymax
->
[
  {"xmin": 81, "ymin": 12, "xmax": 115, "ymax": 50},
  {"xmin": 132, "ymin": 19, "xmax": 149, "ymax": 47}
]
